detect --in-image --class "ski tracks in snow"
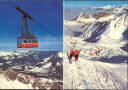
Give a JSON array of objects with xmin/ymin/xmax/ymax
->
[{"xmin": 63, "ymin": 54, "xmax": 127, "ymax": 89}]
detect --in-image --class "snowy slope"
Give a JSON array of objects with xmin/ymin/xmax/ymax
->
[
  {"xmin": 64, "ymin": 56, "xmax": 127, "ymax": 89},
  {"xmin": 63, "ymin": 36, "xmax": 128, "ymax": 89}
]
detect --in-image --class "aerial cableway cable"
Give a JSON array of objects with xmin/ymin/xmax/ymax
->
[
  {"xmin": 8, "ymin": 1, "xmax": 75, "ymax": 38},
  {"xmin": 32, "ymin": 20, "xmax": 61, "ymax": 41},
  {"xmin": 52, "ymin": 0, "xmax": 77, "ymax": 36}
]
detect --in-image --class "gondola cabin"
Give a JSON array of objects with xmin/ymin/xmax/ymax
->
[
  {"xmin": 17, "ymin": 34, "xmax": 38, "ymax": 48},
  {"xmin": 16, "ymin": 6, "xmax": 38, "ymax": 48}
]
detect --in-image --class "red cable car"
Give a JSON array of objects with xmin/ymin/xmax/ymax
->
[
  {"xmin": 17, "ymin": 33, "xmax": 38, "ymax": 48},
  {"xmin": 16, "ymin": 6, "xmax": 38, "ymax": 48}
]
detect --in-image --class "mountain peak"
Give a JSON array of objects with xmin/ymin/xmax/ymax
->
[
  {"xmin": 93, "ymin": 11, "xmax": 111, "ymax": 19},
  {"xmin": 73, "ymin": 12, "xmax": 96, "ymax": 23},
  {"xmin": 73, "ymin": 11, "xmax": 112, "ymax": 23},
  {"xmin": 79, "ymin": 12, "xmax": 90, "ymax": 18}
]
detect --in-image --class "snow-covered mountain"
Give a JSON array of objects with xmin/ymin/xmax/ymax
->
[
  {"xmin": 64, "ymin": 5, "xmax": 128, "ymax": 20},
  {"xmin": 73, "ymin": 11, "xmax": 113, "ymax": 23},
  {"xmin": 73, "ymin": 12, "xmax": 96, "ymax": 23},
  {"xmin": 64, "ymin": 5, "xmax": 128, "ymax": 89},
  {"xmin": 64, "ymin": 5, "xmax": 128, "ymax": 51},
  {"xmin": 0, "ymin": 51, "xmax": 63, "ymax": 89},
  {"xmin": 91, "ymin": 5, "xmax": 128, "ymax": 12}
]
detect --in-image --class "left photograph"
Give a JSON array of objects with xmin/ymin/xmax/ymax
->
[{"xmin": 0, "ymin": 0, "xmax": 63, "ymax": 89}]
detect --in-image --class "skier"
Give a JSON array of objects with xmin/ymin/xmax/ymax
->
[
  {"xmin": 89, "ymin": 49, "xmax": 96, "ymax": 56},
  {"xmin": 69, "ymin": 48, "xmax": 75, "ymax": 60},
  {"xmin": 67, "ymin": 48, "xmax": 75, "ymax": 64},
  {"xmin": 74, "ymin": 50, "xmax": 80, "ymax": 61},
  {"xmin": 95, "ymin": 47, "xmax": 102, "ymax": 56}
]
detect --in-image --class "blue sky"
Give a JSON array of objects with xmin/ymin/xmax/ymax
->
[
  {"xmin": 65, "ymin": 0, "xmax": 128, "ymax": 8},
  {"xmin": 0, "ymin": 0, "xmax": 63, "ymax": 51}
]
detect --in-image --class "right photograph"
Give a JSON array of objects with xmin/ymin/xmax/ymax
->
[{"xmin": 64, "ymin": 0, "xmax": 128, "ymax": 89}]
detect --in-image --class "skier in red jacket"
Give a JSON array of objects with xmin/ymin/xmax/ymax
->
[
  {"xmin": 74, "ymin": 50, "xmax": 80, "ymax": 61},
  {"xmin": 69, "ymin": 48, "xmax": 75, "ymax": 60}
]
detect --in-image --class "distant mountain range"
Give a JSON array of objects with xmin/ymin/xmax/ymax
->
[
  {"xmin": 0, "ymin": 51, "xmax": 63, "ymax": 89},
  {"xmin": 64, "ymin": 5, "xmax": 128, "ymax": 20}
]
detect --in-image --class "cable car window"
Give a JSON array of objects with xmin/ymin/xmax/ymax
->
[{"xmin": 23, "ymin": 39, "xmax": 27, "ymax": 43}]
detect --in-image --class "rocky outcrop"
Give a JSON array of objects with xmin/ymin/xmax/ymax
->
[
  {"xmin": 1, "ymin": 69, "xmax": 62, "ymax": 89},
  {"xmin": 3, "ymin": 69, "xmax": 18, "ymax": 81},
  {"xmin": 93, "ymin": 12, "xmax": 111, "ymax": 19}
]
